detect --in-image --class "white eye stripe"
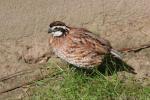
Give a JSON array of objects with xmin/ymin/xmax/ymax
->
[{"xmin": 51, "ymin": 26, "xmax": 69, "ymax": 30}]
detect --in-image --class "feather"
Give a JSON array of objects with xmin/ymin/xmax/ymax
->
[{"xmin": 110, "ymin": 49, "xmax": 123, "ymax": 59}]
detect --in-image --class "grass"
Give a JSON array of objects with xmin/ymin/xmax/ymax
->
[{"xmin": 29, "ymin": 58, "xmax": 150, "ymax": 100}]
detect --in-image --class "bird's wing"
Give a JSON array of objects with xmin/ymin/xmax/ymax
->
[
  {"xmin": 68, "ymin": 28, "xmax": 111, "ymax": 54},
  {"xmin": 81, "ymin": 28, "xmax": 111, "ymax": 48}
]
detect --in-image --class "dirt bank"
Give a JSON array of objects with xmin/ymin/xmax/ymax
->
[{"xmin": 0, "ymin": 0, "xmax": 150, "ymax": 99}]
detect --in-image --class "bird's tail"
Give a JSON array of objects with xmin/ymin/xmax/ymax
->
[{"xmin": 110, "ymin": 49, "xmax": 123, "ymax": 59}]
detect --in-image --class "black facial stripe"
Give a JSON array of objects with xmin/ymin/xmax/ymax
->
[{"xmin": 54, "ymin": 27, "xmax": 68, "ymax": 33}]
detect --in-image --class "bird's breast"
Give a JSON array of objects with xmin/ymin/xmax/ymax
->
[{"xmin": 49, "ymin": 34, "xmax": 104, "ymax": 68}]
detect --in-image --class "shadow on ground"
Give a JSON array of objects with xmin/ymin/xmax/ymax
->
[{"xmin": 69, "ymin": 54, "xmax": 136, "ymax": 76}]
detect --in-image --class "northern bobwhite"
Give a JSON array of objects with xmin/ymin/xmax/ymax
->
[{"xmin": 48, "ymin": 21, "xmax": 122, "ymax": 68}]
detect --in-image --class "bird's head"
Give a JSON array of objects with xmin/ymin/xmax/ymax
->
[{"xmin": 48, "ymin": 21, "xmax": 70, "ymax": 37}]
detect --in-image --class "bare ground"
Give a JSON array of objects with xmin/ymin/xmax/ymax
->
[{"xmin": 0, "ymin": 0, "xmax": 150, "ymax": 99}]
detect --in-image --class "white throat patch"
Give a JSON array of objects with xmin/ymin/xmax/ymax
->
[{"xmin": 52, "ymin": 31, "xmax": 63, "ymax": 37}]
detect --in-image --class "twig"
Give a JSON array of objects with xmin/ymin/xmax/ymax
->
[
  {"xmin": 0, "ymin": 66, "xmax": 42, "ymax": 81},
  {"xmin": 0, "ymin": 66, "xmax": 50, "ymax": 94},
  {"xmin": 118, "ymin": 43, "xmax": 150, "ymax": 53}
]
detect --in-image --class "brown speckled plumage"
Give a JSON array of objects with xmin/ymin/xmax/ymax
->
[{"xmin": 48, "ymin": 21, "xmax": 121, "ymax": 68}]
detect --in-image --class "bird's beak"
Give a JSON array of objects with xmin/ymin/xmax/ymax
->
[{"xmin": 48, "ymin": 28, "xmax": 53, "ymax": 33}]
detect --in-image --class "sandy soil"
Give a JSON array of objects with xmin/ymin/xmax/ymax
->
[{"xmin": 0, "ymin": 0, "xmax": 150, "ymax": 98}]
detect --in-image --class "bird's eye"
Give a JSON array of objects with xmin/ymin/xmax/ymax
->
[
  {"xmin": 54, "ymin": 27, "xmax": 59, "ymax": 31},
  {"xmin": 54, "ymin": 27, "xmax": 58, "ymax": 30}
]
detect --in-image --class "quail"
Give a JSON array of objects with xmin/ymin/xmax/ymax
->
[{"xmin": 48, "ymin": 21, "xmax": 122, "ymax": 68}]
